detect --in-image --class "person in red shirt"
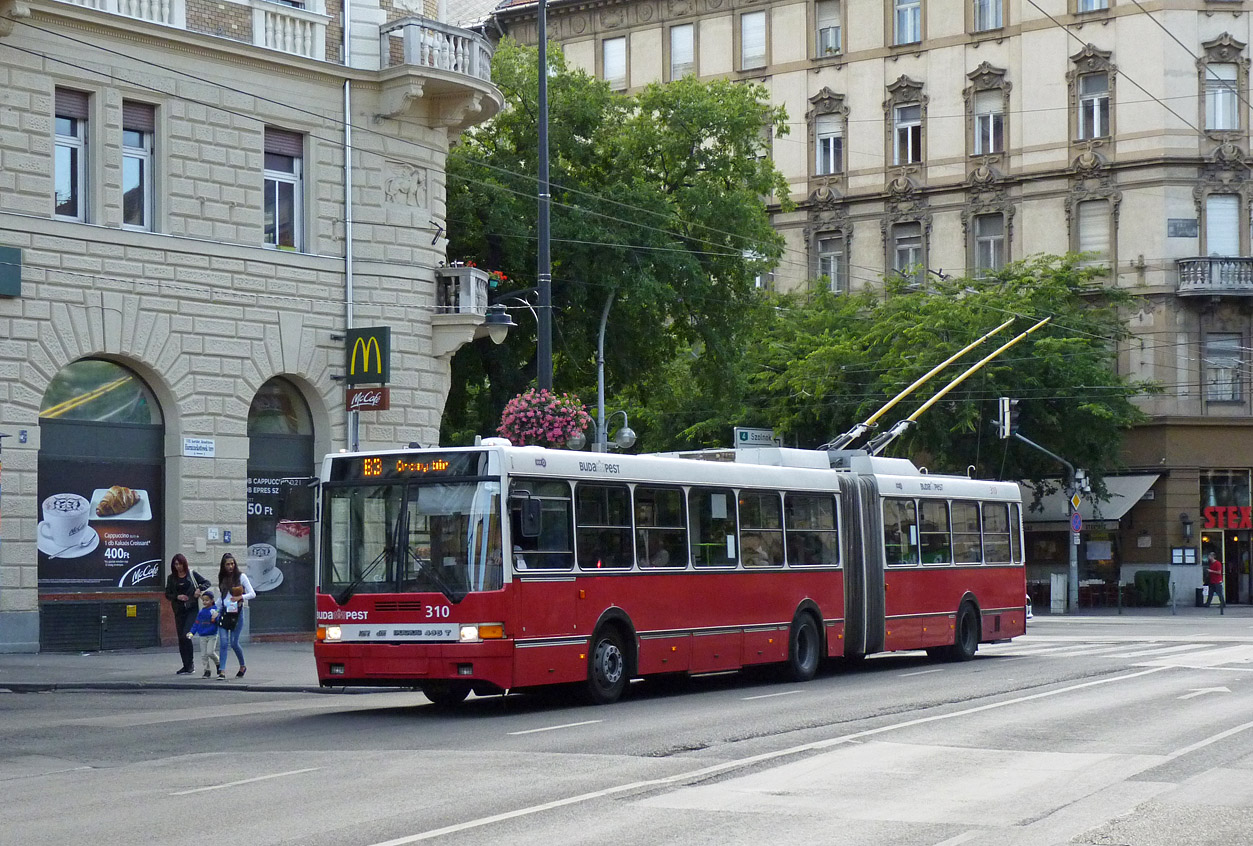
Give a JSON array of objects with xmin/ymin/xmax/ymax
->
[{"xmin": 1205, "ymin": 551, "xmax": 1226, "ymax": 613}]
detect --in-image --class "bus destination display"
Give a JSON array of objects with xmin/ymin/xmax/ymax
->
[{"xmin": 330, "ymin": 451, "xmax": 487, "ymax": 482}]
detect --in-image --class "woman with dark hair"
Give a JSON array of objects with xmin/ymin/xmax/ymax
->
[
  {"xmin": 164, "ymin": 554, "xmax": 208, "ymax": 675},
  {"xmin": 216, "ymin": 553, "xmax": 256, "ymax": 678}
]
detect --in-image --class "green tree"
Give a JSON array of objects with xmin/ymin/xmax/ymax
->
[
  {"xmin": 647, "ymin": 256, "xmax": 1155, "ymax": 488},
  {"xmin": 441, "ymin": 39, "xmax": 789, "ymax": 444}
]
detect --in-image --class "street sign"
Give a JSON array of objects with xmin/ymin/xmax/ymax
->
[
  {"xmin": 1070, "ymin": 492, "xmax": 1081, "ymax": 509},
  {"xmin": 734, "ymin": 427, "xmax": 780, "ymax": 448},
  {"xmin": 1070, "ymin": 512, "xmax": 1083, "ymax": 532}
]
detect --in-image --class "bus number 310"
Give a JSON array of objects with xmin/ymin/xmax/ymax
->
[{"xmin": 426, "ymin": 605, "xmax": 450, "ymax": 619}]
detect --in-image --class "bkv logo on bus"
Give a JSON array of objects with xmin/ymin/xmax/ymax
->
[{"xmin": 345, "ymin": 327, "xmax": 391, "ymax": 386}]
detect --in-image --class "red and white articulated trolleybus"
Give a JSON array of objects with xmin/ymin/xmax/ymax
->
[{"xmin": 313, "ymin": 442, "xmax": 1027, "ymax": 705}]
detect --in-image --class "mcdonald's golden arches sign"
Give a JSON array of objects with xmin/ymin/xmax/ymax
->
[{"xmin": 345, "ymin": 327, "xmax": 391, "ymax": 385}]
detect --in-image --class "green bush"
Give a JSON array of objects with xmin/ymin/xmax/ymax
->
[{"xmin": 1133, "ymin": 570, "xmax": 1170, "ymax": 607}]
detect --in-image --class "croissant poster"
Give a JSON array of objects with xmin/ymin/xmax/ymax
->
[{"xmin": 37, "ymin": 460, "xmax": 163, "ymax": 589}]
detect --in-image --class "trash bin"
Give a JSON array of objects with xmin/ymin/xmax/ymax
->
[{"xmin": 1196, "ymin": 586, "xmax": 1205, "ymax": 608}]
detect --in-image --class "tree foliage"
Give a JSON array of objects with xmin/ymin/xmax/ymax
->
[
  {"xmin": 441, "ymin": 39, "xmax": 789, "ymax": 444},
  {"xmin": 637, "ymin": 256, "xmax": 1155, "ymax": 489}
]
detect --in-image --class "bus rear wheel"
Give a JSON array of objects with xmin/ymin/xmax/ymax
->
[
  {"xmin": 786, "ymin": 613, "xmax": 821, "ymax": 682},
  {"xmin": 421, "ymin": 681, "xmax": 471, "ymax": 708},
  {"xmin": 586, "ymin": 628, "xmax": 628, "ymax": 705},
  {"xmin": 945, "ymin": 603, "xmax": 980, "ymax": 662}
]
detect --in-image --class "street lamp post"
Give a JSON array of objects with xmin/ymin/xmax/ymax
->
[
  {"xmin": 536, "ymin": 0, "xmax": 553, "ymax": 391},
  {"xmin": 592, "ymin": 290, "xmax": 635, "ymax": 452}
]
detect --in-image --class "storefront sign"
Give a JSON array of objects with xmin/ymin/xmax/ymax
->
[
  {"xmin": 183, "ymin": 437, "xmax": 216, "ymax": 458},
  {"xmin": 345, "ymin": 387, "xmax": 390, "ymax": 411},
  {"xmin": 345, "ymin": 326, "xmax": 391, "ymax": 385},
  {"xmin": 37, "ymin": 461, "xmax": 163, "ymax": 589},
  {"xmin": 1202, "ymin": 505, "xmax": 1253, "ymax": 530}
]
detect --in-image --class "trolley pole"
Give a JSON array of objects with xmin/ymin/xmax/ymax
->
[{"xmin": 1013, "ymin": 432, "xmax": 1080, "ymax": 614}]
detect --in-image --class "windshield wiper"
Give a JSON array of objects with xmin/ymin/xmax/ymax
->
[
  {"xmin": 399, "ymin": 543, "xmax": 466, "ymax": 604},
  {"xmin": 334, "ymin": 543, "xmax": 392, "ymax": 607}
]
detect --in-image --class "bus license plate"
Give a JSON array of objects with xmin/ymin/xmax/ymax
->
[{"xmin": 343, "ymin": 624, "xmax": 459, "ymax": 642}]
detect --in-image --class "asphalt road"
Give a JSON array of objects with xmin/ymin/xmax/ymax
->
[{"xmin": 5, "ymin": 615, "xmax": 1253, "ymax": 846}]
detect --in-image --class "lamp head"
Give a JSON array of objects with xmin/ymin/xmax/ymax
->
[
  {"xmin": 483, "ymin": 304, "xmax": 516, "ymax": 345},
  {"xmin": 612, "ymin": 426, "xmax": 636, "ymax": 450},
  {"xmin": 566, "ymin": 430, "xmax": 587, "ymax": 451}
]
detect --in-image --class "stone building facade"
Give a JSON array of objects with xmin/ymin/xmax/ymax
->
[
  {"xmin": 0, "ymin": 0, "xmax": 501, "ymax": 651},
  {"xmin": 493, "ymin": 0, "xmax": 1253, "ymax": 607}
]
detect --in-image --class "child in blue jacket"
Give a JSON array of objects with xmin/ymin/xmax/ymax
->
[{"xmin": 188, "ymin": 591, "xmax": 220, "ymax": 678}]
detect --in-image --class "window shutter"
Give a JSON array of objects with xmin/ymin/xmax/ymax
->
[
  {"xmin": 671, "ymin": 25, "xmax": 693, "ymax": 69},
  {"xmin": 741, "ymin": 11, "xmax": 766, "ymax": 67},
  {"xmin": 973, "ymin": 90, "xmax": 1000, "ymax": 115},
  {"xmin": 265, "ymin": 128, "xmax": 304, "ymax": 158},
  {"xmin": 603, "ymin": 37, "xmax": 626, "ymax": 87},
  {"xmin": 55, "ymin": 89, "xmax": 89, "ymax": 120},
  {"xmin": 122, "ymin": 101, "xmax": 155, "ymax": 133},
  {"xmin": 1206, "ymin": 194, "xmax": 1240, "ymax": 257},
  {"xmin": 1077, "ymin": 200, "xmax": 1110, "ymax": 257}
]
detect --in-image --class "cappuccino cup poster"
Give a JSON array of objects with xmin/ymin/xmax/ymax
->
[
  {"xmin": 37, "ymin": 460, "xmax": 163, "ymax": 589},
  {"xmin": 246, "ymin": 474, "xmax": 314, "ymax": 594}
]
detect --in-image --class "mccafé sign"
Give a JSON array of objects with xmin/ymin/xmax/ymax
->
[
  {"xmin": 345, "ymin": 326, "xmax": 390, "ymax": 386},
  {"xmin": 346, "ymin": 387, "xmax": 390, "ymax": 411},
  {"xmin": 1203, "ymin": 506, "xmax": 1253, "ymax": 529}
]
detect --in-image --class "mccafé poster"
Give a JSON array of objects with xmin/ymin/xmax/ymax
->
[
  {"xmin": 37, "ymin": 459, "xmax": 163, "ymax": 589},
  {"xmin": 245, "ymin": 474, "xmax": 314, "ymax": 596}
]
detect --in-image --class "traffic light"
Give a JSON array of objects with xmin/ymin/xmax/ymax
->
[{"xmin": 997, "ymin": 397, "xmax": 1020, "ymax": 439}]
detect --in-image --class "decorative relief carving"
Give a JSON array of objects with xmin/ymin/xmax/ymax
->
[
  {"xmin": 1193, "ymin": 143, "xmax": 1251, "ymax": 217},
  {"xmin": 0, "ymin": 0, "xmax": 31, "ymax": 37},
  {"xmin": 1202, "ymin": 32, "xmax": 1246, "ymax": 63},
  {"xmin": 1065, "ymin": 149, "xmax": 1121, "ymax": 232},
  {"xmin": 384, "ymin": 162, "xmax": 427, "ymax": 208}
]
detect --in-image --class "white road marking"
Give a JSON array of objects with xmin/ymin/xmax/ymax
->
[
  {"xmin": 1103, "ymin": 643, "xmax": 1207, "ymax": 659},
  {"xmin": 1178, "ymin": 687, "xmax": 1231, "ymax": 700},
  {"xmin": 741, "ymin": 690, "xmax": 803, "ymax": 700},
  {"xmin": 365, "ymin": 666, "xmax": 1170, "ymax": 846},
  {"xmin": 169, "ymin": 767, "xmax": 321, "ymax": 795},
  {"xmin": 508, "ymin": 720, "xmax": 602, "ymax": 736},
  {"xmin": 931, "ymin": 830, "xmax": 986, "ymax": 846},
  {"xmin": 900, "ymin": 668, "xmax": 944, "ymax": 677}
]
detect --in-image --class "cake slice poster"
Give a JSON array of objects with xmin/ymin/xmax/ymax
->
[{"xmin": 245, "ymin": 474, "xmax": 314, "ymax": 594}]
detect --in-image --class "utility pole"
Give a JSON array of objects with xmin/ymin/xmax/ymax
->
[
  {"xmin": 536, "ymin": 0, "xmax": 553, "ymax": 391},
  {"xmin": 1011, "ymin": 429, "xmax": 1082, "ymax": 614}
]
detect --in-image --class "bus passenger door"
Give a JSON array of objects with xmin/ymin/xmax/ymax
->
[
  {"xmin": 511, "ymin": 574, "xmax": 581, "ymax": 684},
  {"xmin": 841, "ymin": 475, "xmax": 885, "ymax": 656}
]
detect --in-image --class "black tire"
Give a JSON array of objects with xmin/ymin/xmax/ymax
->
[
  {"xmin": 586, "ymin": 627, "xmax": 629, "ymax": 705},
  {"xmin": 786, "ymin": 613, "xmax": 821, "ymax": 682},
  {"xmin": 421, "ymin": 681, "xmax": 471, "ymax": 708},
  {"xmin": 950, "ymin": 603, "xmax": 980, "ymax": 662}
]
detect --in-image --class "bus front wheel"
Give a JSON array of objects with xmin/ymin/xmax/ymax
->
[
  {"xmin": 586, "ymin": 627, "xmax": 628, "ymax": 705},
  {"xmin": 786, "ymin": 613, "xmax": 821, "ymax": 682}
]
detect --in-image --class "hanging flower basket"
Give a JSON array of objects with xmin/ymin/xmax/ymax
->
[{"xmin": 498, "ymin": 389, "xmax": 591, "ymax": 448}]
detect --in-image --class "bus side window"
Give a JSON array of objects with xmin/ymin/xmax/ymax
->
[
  {"xmin": 739, "ymin": 491, "xmax": 783, "ymax": 568},
  {"xmin": 952, "ymin": 500, "xmax": 982, "ymax": 564},
  {"xmin": 576, "ymin": 483, "xmax": 633, "ymax": 569},
  {"xmin": 509, "ymin": 479, "xmax": 574, "ymax": 570},
  {"xmin": 919, "ymin": 499, "xmax": 951, "ymax": 564},
  {"xmin": 636, "ymin": 486, "xmax": 688, "ymax": 568},
  {"xmin": 1010, "ymin": 502, "xmax": 1023, "ymax": 564},
  {"xmin": 690, "ymin": 487, "xmax": 738, "ymax": 567},
  {"xmin": 784, "ymin": 493, "xmax": 839, "ymax": 567},
  {"xmin": 883, "ymin": 498, "xmax": 919, "ymax": 566},
  {"xmin": 982, "ymin": 502, "xmax": 1011, "ymax": 564}
]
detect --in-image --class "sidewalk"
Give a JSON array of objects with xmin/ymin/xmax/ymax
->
[
  {"xmin": 2, "ymin": 605, "xmax": 1249, "ymax": 693},
  {"xmin": 0, "ymin": 641, "xmax": 333, "ymax": 694}
]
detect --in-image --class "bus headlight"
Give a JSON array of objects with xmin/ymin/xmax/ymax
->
[
  {"xmin": 324, "ymin": 626, "xmax": 343, "ymax": 642},
  {"xmin": 459, "ymin": 624, "xmax": 504, "ymax": 643}
]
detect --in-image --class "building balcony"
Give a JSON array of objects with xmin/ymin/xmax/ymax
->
[
  {"xmin": 432, "ymin": 266, "xmax": 490, "ymax": 358},
  {"xmin": 377, "ymin": 16, "xmax": 502, "ymax": 131},
  {"xmin": 1177, "ymin": 256, "xmax": 1253, "ymax": 297},
  {"xmin": 51, "ymin": 0, "xmax": 329, "ymax": 61}
]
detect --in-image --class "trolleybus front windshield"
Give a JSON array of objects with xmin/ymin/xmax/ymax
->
[{"xmin": 321, "ymin": 480, "xmax": 503, "ymax": 602}]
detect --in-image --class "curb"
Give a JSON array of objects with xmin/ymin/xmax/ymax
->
[{"xmin": 0, "ymin": 682, "xmax": 394, "ymax": 694}]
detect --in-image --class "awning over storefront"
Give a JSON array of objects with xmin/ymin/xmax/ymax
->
[{"xmin": 1022, "ymin": 474, "xmax": 1160, "ymax": 529}]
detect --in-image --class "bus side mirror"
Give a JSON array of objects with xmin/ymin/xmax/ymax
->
[{"xmin": 521, "ymin": 499, "xmax": 541, "ymax": 538}]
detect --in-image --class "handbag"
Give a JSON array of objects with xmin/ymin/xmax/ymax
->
[{"xmin": 218, "ymin": 602, "xmax": 240, "ymax": 631}]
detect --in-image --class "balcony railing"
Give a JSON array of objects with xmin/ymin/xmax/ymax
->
[
  {"xmin": 380, "ymin": 16, "xmax": 493, "ymax": 81},
  {"xmin": 435, "ymin": 267, "xmax": 489, "ymax": 315},
  {"xmin": 1177, "ymin": 256, "xmax": 1253, "ymax": 296},
  {"xmin": 58, "ymin": 0, "xmax": 185, "ymax": 26}
]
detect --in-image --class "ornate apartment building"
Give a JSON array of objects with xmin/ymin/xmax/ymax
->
[
  {"xmin": 493, "ymin": 0, "xmax": 1253, "ymax": 606},
  {"xmin": 0, "ymin": 0, "xmax": 501, "ymax": 650}
]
